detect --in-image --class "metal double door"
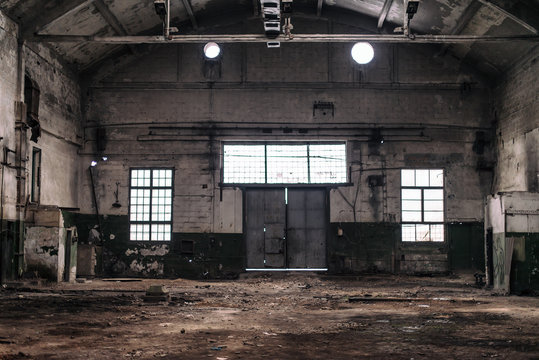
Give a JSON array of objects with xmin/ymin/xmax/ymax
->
[{"xmin": 245, "ymin": 188, "xmax": 327, "ymax": 269}]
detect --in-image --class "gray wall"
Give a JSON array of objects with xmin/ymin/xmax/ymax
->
[
  {"xmin": 493, "ymin": 46, "xmax": 539, "ymax": 193},
  {"xmin": 0, "ymin": 10, "xmax": 82, "ymax": 280},
  {"xmin": 81, "ymin": 29, "xmax": 491, "ymax": 236},
  {"xmin": 0, "ymin": 10, "xmax": 82, "ymax": 218}
]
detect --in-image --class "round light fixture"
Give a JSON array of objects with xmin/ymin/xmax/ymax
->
[
  {"xmin": 351, "ymin": 42, "xmax": 374, "ymax": 64},
  {"xmin": 204, "ymin": 42, "xmax": 221, "ymax": 59}
]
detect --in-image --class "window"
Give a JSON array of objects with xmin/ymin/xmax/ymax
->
[
  {"xmin": 31, "ymin": 148, "xmax": 41, "ymax": 203},
  {"xmin": 401, "ymin": 169, "xmax": 444, "ymax": 242},
  {"xmin": 129, "ymin": 169, "xmax": 173, "ymax": 241},
  {"xmin": 223, "ymin": 143, "xmax": 347, "ymax": 184}
]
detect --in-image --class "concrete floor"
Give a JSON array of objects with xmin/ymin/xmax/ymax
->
[{"xmin": 0, "ymin": 273, "xmax": 538, "ymax": 359}]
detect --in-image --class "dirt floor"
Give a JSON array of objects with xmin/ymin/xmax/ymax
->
[{"xmin": 0, "ymin": 273, "xmax": 538, "ymax": 360}]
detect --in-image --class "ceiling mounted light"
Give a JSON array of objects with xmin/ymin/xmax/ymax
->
[
  {"xmin": 406, "ymin": 0, "xmax": 420, "ymax": 19},
  {"xmin": 351, "ymin": 42, "xmax": 374, "ymax": 65},
  {"xmin": 204, "ymin": 42, "xmax": 221, "ymax": 59},
  {"xmin": 154, "ymin": 0, "xmax": 167, "ymax": 21}
]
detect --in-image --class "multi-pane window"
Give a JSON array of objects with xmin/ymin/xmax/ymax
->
[
  {"xmin": 129, "ymin": 169, "xmax": 173, "ymax": 241},
  {"xmin": 401, "ymin": 169, "xmax": 444, "ymax": 242},
  {"xmin": 223, "ymin": 143, "xmax": 347, "ymax": 184}
]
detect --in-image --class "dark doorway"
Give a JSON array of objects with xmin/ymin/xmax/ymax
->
[
  {"xmin": 486, "ymin": 228, "xmax": 494, "ymax": 286},
  {"xmin": 64, "ymin": 230, "xmax": 72, "ymax": 282}
]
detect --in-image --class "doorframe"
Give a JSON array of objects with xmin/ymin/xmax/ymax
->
[{"xmin": 242, "ymin": 186, "xmax": 330, "ymax": 271}]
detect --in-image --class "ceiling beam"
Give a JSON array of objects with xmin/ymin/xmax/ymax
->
[
  {"xmin": 22, "ymin": 0, "xmax": 94, "ymax": 38},
  {"xmin": 93, "ymin": 0, "xmax": 139, "ymax": 55},
  {"xmin": 93, "ymin": 0, "xmax": 129, "ymax": 36},
  {"xmin": 180, "ymin": 0, "xmax": 198, "ymax": 29},
  {"xmin": 477, "ymin": 0, "xmax": 537, "ymax": 34},
  {"xmin": 377, "ymin": 0, "xmax": 393, "ymax": 30},
  {"xmin": 450, "ymin": 1, "xmax": 483, "ymax": 36},
  {"xmin": 317, "ymin": 0, "xmax": 323, "ymax": 17},
  {"xmin": 30, "ymin": 33, "xmax": 539, "ymax": 44},
  {"xmin": 435, "ymin": 1, "xmax": 483, "ymax": 56}
]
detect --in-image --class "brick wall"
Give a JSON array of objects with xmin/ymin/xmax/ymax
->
[{"xmin": 494, "ymin": 46, "xmax": 539, "ymax": 192}]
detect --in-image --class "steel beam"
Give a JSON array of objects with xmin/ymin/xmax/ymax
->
[
  {"xmin": 93, "ymin": 0, "xmax": 138, "ymax": 54},
  {"xmin": 317, "ymin": 0, "xmax": 324, "ymax": 17},
  {"xmin": 478, "ymin": 0, "xmax": 537, "ymax": 34},
  {"xmin": 31, "ymin": 33, "xmax": 539, "ymax": 44},
  {"xmin": 180, "ymin": 0, "xmax": 198, "ymax": 29},
  {"xmin": 93, "ymin": 0, "xmax": 129, "ymax": 36},
  {"xmin": 377, "ymin": 0, "xmax": 394, "ymax": 30},
  {"xmin": 23, "ymin": 0, "xmax": 94, "ymax": 38}
]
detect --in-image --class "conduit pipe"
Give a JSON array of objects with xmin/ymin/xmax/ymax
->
[{"xmin": 30, "ymin": 33, "xmax": 539, "ymax": 44}]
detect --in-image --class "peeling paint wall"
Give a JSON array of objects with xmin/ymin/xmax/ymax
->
[
  {"xmin": 1, "ymin": 9, "xmax": 82, "ymax": 281},
  {"xmin": 24, "ymin": 226, "xmax": 66, "ymax": 281},
  {"xmin": 0, "ymin": 10, "xmax": 20, "ymax": 222}
]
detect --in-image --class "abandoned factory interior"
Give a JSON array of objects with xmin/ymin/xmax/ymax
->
[{"xmin": 0, "ymin": 0, "xmax": 538, "ymax": 358}]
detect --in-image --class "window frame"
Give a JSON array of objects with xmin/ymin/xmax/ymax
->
[
  {"xmin": 220, "ymin": 141, "xmax": 349, "ymax": 187},
  {"xmin": 400, "ymin": 169, "xmax": 445, "ymax": 243},
  {"xmin": 128, "ymin": 167, "xmax": 174, "ymax": 242}
]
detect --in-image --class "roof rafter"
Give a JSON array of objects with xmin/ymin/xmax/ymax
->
[
  {"xmin": 180, "ymin": 0, "xmax": 198, "ymax": 29},
  {"xmin": 478, "ymin": 0, "xmax": 537, "ymax": 34},
  {"xmin": 93, "ymin": 0, "xmax": 129, "ymax": 36},
  {"xmin": 93, "ymin": 0, "xmax": 138, "ymax": 54},
  {"xmin": 22, "ymin": 0, "xmax": 94, "ymax": 38},
  {"xmin": 377, "ymin": 0, "xmax": 393, "ymax": 30}
]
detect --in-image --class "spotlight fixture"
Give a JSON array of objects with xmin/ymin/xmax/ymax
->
[
  {"xmin": 102, "ymin": 156, "xmax": 108, "ymax": 161},
  {"xmin": 406, "ymin": 0, "xmax": 420, "ymax": 19},
  {"xmin": 351, "ymin": 42, "xmax": 374, "ymax": 64},
  {"xmin": 267, "ymin": 41, "xmax": 280, "ymax": 48},
  {"xmin": 154, "ymin": 0, "xmax": 167, "ymax": 21},
  {"xmin": 91, "ymin": 160, "xmax": 98, "ymax": 167},
  {"xmin": 204, "ymin": 42, "xmax": 221, "ymax": 59}
]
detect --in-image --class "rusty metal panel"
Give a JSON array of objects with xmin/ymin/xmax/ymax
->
[
  {"xmin": 287, "ymin": 189, "xmax": 327, "ymax": 269},
  {"xmin": 245, "ymin": 189, "xmax": 265, "ymax": 268},
  {"xmin": 245, "ymin": 189, "xmax": 285, "ymax": 268}
]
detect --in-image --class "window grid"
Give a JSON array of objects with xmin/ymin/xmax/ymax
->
[
  {"xmin": 222, "ymin": 143, "xmax": 347, "ymax": 184},
  {"xmin": 401, "ymin": 169, "xmax": 444, "ymax": 242},
  {"xmin": 129, "ymin": 169, "xmax": 173, "ymax": 241}
]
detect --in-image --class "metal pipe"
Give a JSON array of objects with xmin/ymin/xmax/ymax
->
[
  {"xmin": 31, "ymin": 33, "xmax": 539, "ymax": 44},
  {"xmin": 403, "ymin": 0, "xmax": 409, "ymax": 37},
  {"xmin": 165, "ymin": 0, "xmax": 171, "ymax": 38},
  {"xmin": 88, "ymin": 166, "xmax": 103, "ymax": 242},
  {"xmin": 15, "ymin": 35, "xmax": 26, "ymax": 279}
]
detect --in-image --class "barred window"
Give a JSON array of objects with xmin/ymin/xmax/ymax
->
[
  {"xmin": 129, "ymin": 168, "xmax": 173, "ymax": 241},
  {"xmin": 401, "ymin": 169, "xmax": 444, "ymax": 242},
  {"xmin": 223, "ymin": 143, "xmax": 347, "ymax": 184}
]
